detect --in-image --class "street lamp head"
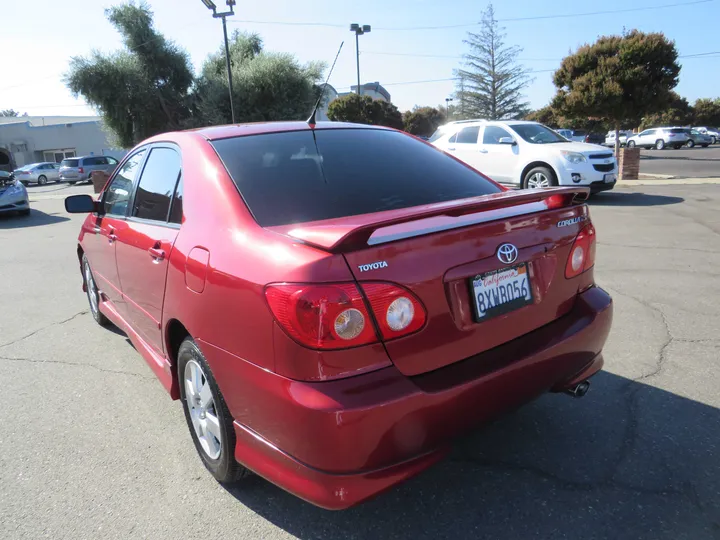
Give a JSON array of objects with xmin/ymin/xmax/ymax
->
[
  {"xmin": 226, "ymin": 0, "xmax": 236, "ymax": 5},
  {"xmin": 350, "ymin": 23, "xmax": 360, "ymax": 31},
  {"xmin": 362, "ymin": 25, "xmax": 371, "ymax": 33},
  {"xmin": 200, "ymin": 0, "xmax": 217, "ymax": 11}
]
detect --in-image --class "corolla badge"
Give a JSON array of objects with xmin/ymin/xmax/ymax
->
[
  {"xmin": 557, "ymin": 216, "xmax": 586, "ymax": 228},
  {"xmin": 358, "ymin": 261, "xmax": 388, "ymax": 272},
  {"xmin": 496, "ymin": 244, "xmax": 518, "ymax": 265}
]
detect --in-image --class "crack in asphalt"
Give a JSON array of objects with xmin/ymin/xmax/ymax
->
[
  {"xmin": 0, "ymin": 310, "xmax": 88, "ymax": 350},
  {"xmin": 0, "ymin": 355, "xmax": 153, "ymax": 380}
]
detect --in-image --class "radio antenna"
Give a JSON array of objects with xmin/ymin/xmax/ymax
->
[{"xmin": 307, "ymin": 41, "xmax": 344, "ymax": 127}]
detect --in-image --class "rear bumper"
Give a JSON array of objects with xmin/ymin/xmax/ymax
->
[{"xmin": 202, "ymin": 286, "xmax": 613, "ymax": 509}]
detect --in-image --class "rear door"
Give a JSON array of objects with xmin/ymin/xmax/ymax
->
[
  {"xmin": 114, "ymin": 145, "xmax": 182, "ymax": 355},
  {"xmin": 82, "ymin": 150, "xmax": 147, "ymax": 310},
  {"xmin": 445, "ymin": 125, "xmax": 486, "ymax": 172}
]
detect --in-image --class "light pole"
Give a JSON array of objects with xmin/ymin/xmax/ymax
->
[
  {"xmin": 349, "ymin": 24, "xmax": 371, "ymax": 95},
  {"xmin": 445, "ymin": 97, "xmax": 453, "ymax": 119},
  {"xmin": 201, "ymin": 0, "xmax": 236, "ymax": 124}
]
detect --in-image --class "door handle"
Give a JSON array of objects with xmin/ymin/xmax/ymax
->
[
  {"xmin": 148, "ymin": 247, "xmax": 166, "ymax": 262},
  {"xmin": 478, "ymin": 149, "xmax": 488, "ymax": 153},
  {"xmin": 107, "ymin": 226, "xmax": 116, "ymax": 244}
]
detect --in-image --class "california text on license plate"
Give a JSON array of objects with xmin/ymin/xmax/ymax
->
[{"xmin": 470, "ymin": 263, "xmax": 533, "ymax": 322}]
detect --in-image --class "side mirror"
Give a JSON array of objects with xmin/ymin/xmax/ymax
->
[
  {"xmin": 498, "ymin": 137, "xmax": 517, "ymax": 145},
  {"xmin": 65, "ymin": 194, "xmax": 97, "ymax": 214}
]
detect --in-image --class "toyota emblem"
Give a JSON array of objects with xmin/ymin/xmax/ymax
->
[{"xmin": 497, "ymin": 243, "xmax": 518, "ymax": 265}]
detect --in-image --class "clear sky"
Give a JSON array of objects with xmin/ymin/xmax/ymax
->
[{"xmin": 1, "ymin": 0, "xmax": 719, "ymax": 118}]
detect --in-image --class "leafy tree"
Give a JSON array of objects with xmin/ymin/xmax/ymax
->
[
  {"xmin": 327, "ymin": 94, "xmax": 404, "ymax": 129},
  {"xmin": 640, "ymin": 92, "xmax": 692, "ymax": 129},
  {"xmin": 551, "ymin": 30, "xmax": 680, "ymax": 153},
  {"xmin": 0, "ymin": 109, "xmax": 20, "ymax": 117},
  {"xmin": 692, "ymin": 98, "xmax": 720, "ymax": 127},
  {"xmin": 65, "ymin": 1, "xmax": 194, "ymax": 148},
  {"xmin": 192, "ymin": 31, "xmax": 324, "ymax": 125},
  {"xmin": 455, "ymin": 4, "xmax": 531, "ymax": 120},
  {"xmin": 525, "ymin": 106, "xmax": 563, "ymax": 128},
  {"xmin": 403, "ymin": 106, "xmax": 446, "ymax": 136}
]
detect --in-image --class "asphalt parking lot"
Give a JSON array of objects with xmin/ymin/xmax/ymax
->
[
  {"xmin": 639, "ymin": 145, "xmax": 720, "ymax": 178},
  {"xmin": 1, "ymin": 182, "xmax": 719, "ymax": 540}
]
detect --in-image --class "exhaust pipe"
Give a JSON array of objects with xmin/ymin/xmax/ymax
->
[{"xmin": 564, "ymin": 380, "xmax": 590, "ymax": 398}]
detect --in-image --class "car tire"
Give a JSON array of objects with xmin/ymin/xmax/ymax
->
[
  {"xmin": 38, "ymin": 175, "xmax": 47, "ymax": 185},
  {"xmin": 68, "ymin": 181, "xmax": 76, "ymax": 185},
  {"xmin": 178, "ymin": 337, "xmax": 250, "ymax": 485},
  {"xmin": 523, "ymin": 166, "xmax": 557, "ymax": 189},
  {"xmin": 20, "ymin": 180, "xmax": 29, "ymax": 186},
  {"xmin": 82, "ymin": 254, "xmax": 110, "ymax": 327},
  {"xmin": 627, "ymin": 140, "xmax": 636, "ymax": 148},
  {"xmin": 655, "ymin": 139, "xmax": 665, "ymax": 150},
  {"xmin": 686, "ymin": 140, "xmax": 695, "ymax": 148},
  {"xmin": 711, "ymin": 136, "xmax": 717, "ymax": 145}
]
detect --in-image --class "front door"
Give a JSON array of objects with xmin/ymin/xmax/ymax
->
[
  {"xmin": 115, "ymin": 146, "xmax": 182, "ymax": 355},
  {"xmin": 445, "ymin": 125, "xmax": 485, "ymax": 172},
  {"xmin": 478, "ymin": 125, "xmax": 520, "ymax": 185},
  {"xmin": 82, "ymin": 150, "xmax": 147, "ymax": 309}
]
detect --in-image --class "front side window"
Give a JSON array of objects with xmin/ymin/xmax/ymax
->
[
  {"xmin": 132, "ymin": 147, "xmax": 182, "ymax": 222},
  {"xmin": 482, "ymin": 126, "xmax": 513, "ymax": 144},
  {"xmin": 103, "ymin": 150, "xmax": 146, "ymax": 216},
  {"xmin": 211, "ymin": 128, "xmax": 501, "ymax": 227},
  {"xmin": 508, "ymin": 124, "xmax": 566, "ymax": 144}
]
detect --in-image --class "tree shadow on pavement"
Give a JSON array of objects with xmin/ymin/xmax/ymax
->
[
  {"xmin": 0, "ymin": 208, "xmax": 69, "ymax": 229},
  {"xmin": 589, "ymin": 191, "xmax": 684, "ymax": 207},
  {"xmin": 223, "ymin": 371, "xmax": 720, "ymax": 540}
]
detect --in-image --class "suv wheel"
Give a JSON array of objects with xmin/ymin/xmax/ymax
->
[
  {"xmin": 178, "ymin": 338, "xmax": 250, "ymax": 484},
  {"xmin": 655, "ymin": 139, "xmax": 665, "ymax": 150},
  {"xmin": 523, "ymin": 166, "xmax": 557, "ymax": 189},
  {"xmin": 686, "ymin": 139, "xmax": 695, "ymax": 148},
  {"xmin": 626, "ymin": 140, "xmax": 636, "ymax": 148}
]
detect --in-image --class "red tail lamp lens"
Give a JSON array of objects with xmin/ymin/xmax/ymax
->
[
  {"xmin": 360, "ymin": 283, "xmax": 426, "ymax": 340},
  {"xmin": 565, "ymin": 223, "xmax": 596, "ymax": 278}
]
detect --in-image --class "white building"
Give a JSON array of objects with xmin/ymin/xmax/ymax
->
[
  {"xmin": 0, "ymin": 116, "xmax": 124, "ymax": 172},
  {"xmin": 317, "ymin": 82, "xmax": 392, "ymax": 121},
  {"xmin": 348, "ymin": 82, "xmax": 391, "ymax": 102}
]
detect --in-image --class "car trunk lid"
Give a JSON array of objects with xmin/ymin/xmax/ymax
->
[{"xmin": 268, "ymin": 187, "xmax": 591, "ymax": 376}]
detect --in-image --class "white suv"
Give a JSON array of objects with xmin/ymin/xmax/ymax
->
[{"xmin": 429, "ymin": 120, "xmax": 617, "ymax": 193}]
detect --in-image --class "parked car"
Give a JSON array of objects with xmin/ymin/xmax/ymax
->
[
  {"xmin": 693, "ymin": 127, "xmax": 719, "ymax": 145},
  {"xmin": 59, "ymin": 155, "xmax": 119, "ymax": 184},
  {"xmin": 0, "ymin": 170, "xmax": 30, "ymax": 216},
  {"xmin": 556, "ymin": 128, "xmax": 574, "ymax": 140},
  {"xmin": 582, "ymin": 132, "xmax": 605, "ymax": 145},
  {"xmin": 12, "ymin": 162, "xmax": 61, "ymax": 185},
  {"xmin": 430, "ymin": 120, "xmax": 618, "ymax": 193},
  {"xmin": 683, "ymin": 128, "xmax": 712, "ymax": 148},
  {"xmin": 64, "ymin": 121, "xmax": 613, "ymax": 510},
  {"xmin": 604, "ymin": 130, "xmax": 632, "ymax": 147},
  {"xmin": 625, "ymin": 127, "xmax": 691, "ymax": 150}
]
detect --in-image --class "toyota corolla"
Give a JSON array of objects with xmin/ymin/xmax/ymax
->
[{"xmin": 64, "ymin": 121, "xmax": 612, "ymax": 509}]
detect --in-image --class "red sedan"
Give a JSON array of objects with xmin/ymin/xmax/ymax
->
[{"xmin": 65, "ymin": 121, "xmax": 612, "ymax": 509}]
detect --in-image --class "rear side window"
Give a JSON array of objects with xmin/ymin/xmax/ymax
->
[
  {"xmin": 132, "ymin": 147, "xmax": 181, "ymax": 222},
  {"xmin": 211, "ymin": 128, "xmax": 501, "ymax": 227},
  {"xmin": 669, "ymin": 128, "xmax": 685, "ymax": 133},
  {"xmin": 61, "ymin": 159, "xmax": 79, "ymax": 167},
  {"xmin": 456, "ymin": 126, "xmax": 480, "ymax": 144}
]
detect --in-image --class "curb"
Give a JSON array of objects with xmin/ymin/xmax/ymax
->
[
  {"xmin": 637, "ymin": 173, "xmax": 676, "ymax": 179},
  {"xmin": 617, "ymin": 177, "xmax": 720, "ymax": 186}
]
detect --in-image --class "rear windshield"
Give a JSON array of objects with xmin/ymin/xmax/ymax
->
[
  {"xmin": 61, "ymin": 159, "xmax": 79, "ymax": 167},
  {"xmin": 211, "ymin": 128, "xmax": 501, "ymax": 227}
]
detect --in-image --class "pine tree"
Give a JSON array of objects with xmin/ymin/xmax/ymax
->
[{"xmin": 455, "ymin": 4, "xmax": 531, "ymax": 120}]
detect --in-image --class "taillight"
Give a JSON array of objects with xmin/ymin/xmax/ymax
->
[
  {"xmin": 265, "ymin": 283, "xmax": 376, "ymax": 350},
  {"xmin": 78, "ymin": 167, "xmax": 84, "ymax": 173},
  {"xmin": 361, "ymin": 283, "xmax": 426, "ymax": 339},
  {"xmin": 265, "ymin": 282, "xmax": 427, "ymax": 349},
  {"xmin": 565, "ymin": 223, "xmax": 596, "ymax": 278}
]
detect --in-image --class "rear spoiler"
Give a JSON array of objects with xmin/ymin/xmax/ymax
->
[{"xmin": 267, "ymin": 187, "xmax": 590, "ymax": 253}]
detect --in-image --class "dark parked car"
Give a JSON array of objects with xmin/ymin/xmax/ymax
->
[{"xmin": 65, "ymin": 121, "xmax": 613, "ymax": 509}]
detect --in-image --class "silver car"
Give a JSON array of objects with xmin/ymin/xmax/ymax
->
[
  {"xmin": 59, "ymin": 155, "xmax": 119, "ymax": 184},
  {"xmin": 625, "ymin": 127, "xmax": 691, "ymax": 150},
  {"xmin": 0, "ymin": 171, "xmax": 30, "ymax": 216},
  {"xmin": 684, "ymin": 129, "xmax": 712, "ymax": 148},
  {"xmin": 13, "ymin": 162, "xmax": 61, "ymax": 185}
]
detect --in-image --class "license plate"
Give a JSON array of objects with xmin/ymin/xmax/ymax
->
[
  {"xmin": 470, "ymin": 264, "xmax": 533, "ymax": 322},
  {"xmin": 603, "ymin": 173, "xmax": 616, "ymax": 183}
]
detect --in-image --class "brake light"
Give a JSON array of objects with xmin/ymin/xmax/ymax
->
[
  {"xmin": 565, "ymin": 223, "xmax": 596, "ymax": 278},
  {"xmin": 265, "ymin": 283, "xmax": 376, "ymax": 350},
  {"xmin": 78, "ymin": 167, "xmax": 84, "ymax": 173},
  {"xmin": 361, "ymin": 283, "xmax": 426, "ymax": 339}
]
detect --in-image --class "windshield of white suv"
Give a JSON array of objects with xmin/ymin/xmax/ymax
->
[{"xmin": 509, "ymin": 124, "xmax": 567, "ymax": 144}]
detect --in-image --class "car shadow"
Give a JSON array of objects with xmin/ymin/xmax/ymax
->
[
  {"xmin": 221, "ymin": 371, "xmax": 720, "ymax": 539},
  {"xmin": 588, "ymin": 191, "xmax": 684, "ymax": 206},
  {"xmin": 0, "ymin": 208, "xmax": 70, "ymax": 229}
]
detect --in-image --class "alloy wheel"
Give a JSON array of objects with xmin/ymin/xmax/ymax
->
[
  {"xmin": 526, "ymin": 172, "xmax": 550, "ymax": 189},
  {"xmin": 184, "ymin": 359, "xmax": 222, "ymax": 460},
  {"xmin": 84, "ymin": 260, "xmax": 99, "ymax": 317}
]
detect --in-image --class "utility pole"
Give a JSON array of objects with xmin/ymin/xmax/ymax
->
[
  {"xmin": 349, "ymin": 24, "xmax": 371, "ymax": 95},
  {"xmin": 445, "ymin": 97, "xmax": 453, "ymax": 120},
  {"xmin": 201, "ymin": 0, "xmax": 237, "ymax": 124}
]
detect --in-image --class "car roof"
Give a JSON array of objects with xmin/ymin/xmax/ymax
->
[{"xmin": 183, "ymin": 121, "xmax": 388, "ymax": 142}]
